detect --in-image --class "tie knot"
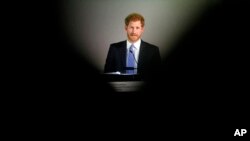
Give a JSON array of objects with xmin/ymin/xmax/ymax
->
[{"xmin": 130, "ymin": 44, "xmax": 135, "ymax": 52}]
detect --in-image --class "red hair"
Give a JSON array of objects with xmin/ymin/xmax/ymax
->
[{"xmin": 125, "ymin": 13, "xmax": 145, "ymax": 27}]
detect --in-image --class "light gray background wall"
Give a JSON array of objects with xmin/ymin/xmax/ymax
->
[{"xmin": 61, "ymin": 0, "xmax": 217, "ymax": 73}]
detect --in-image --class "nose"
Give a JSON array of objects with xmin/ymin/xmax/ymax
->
[{"xmin": 131, "ymin": 29, "xmax": 135, "ymax": 33}]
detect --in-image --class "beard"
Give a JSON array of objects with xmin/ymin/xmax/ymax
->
[{"xmin": 128, "ymin": 34, "xmax": 140, "ymax": 42}]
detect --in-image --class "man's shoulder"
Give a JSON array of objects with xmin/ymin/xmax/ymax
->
[
  {"xmin": 110, "ymin": 40, "xmax": 126, "ymax": 46},
  {"xmin": 141, "ymin": 40, "xmax": 159, "ymax": 49}
]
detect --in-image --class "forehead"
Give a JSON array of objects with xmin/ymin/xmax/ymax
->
[{"xmin": 127, "ymin": 21, "xmax": 142, "ymax": 26}]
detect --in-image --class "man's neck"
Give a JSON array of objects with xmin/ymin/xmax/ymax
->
[{"xmin": 127, "ymin": 39, "xmax": 141, "ymax": 44}]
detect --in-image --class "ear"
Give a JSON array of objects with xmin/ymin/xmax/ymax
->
[
  {"xmin": 141, "ymin": 26, "xmax": 145, "ymax": 32},
  {"xmin": 125, "ymin": 25, "xmax": 128, "ymax": 30}
]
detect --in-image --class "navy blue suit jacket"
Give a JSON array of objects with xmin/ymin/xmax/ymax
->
[{"xmin": 104, "ymin": 40, "xmax": 161, "ymax": 78}]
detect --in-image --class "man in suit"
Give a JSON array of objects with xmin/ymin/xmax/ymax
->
[{"xmin": 104, "ymin": 13, "xmax": 161, "ymax": 79}]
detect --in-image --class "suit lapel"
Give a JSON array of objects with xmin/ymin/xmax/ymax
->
[
  {"xmin": 120, "ymin": 41, "xmax": 127, "ymax": 69},
  {"xmin": 138, "ymin": 40, "xmax": 146, "ymax": 69}
]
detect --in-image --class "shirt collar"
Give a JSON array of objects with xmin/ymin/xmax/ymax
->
[{"xmin": 127, "ymin": 39, "xmax": 141, "ymax": 50}]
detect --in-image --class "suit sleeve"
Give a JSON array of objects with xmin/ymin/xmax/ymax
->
[
  {"xmin": 104, "ymin": 45, "xmax": 114, "ymax": 73},
  {"xmin": 152, "ymin": 47, "xmax": 161, "ymax": 66},
  {"xmin": 150, "ymin": 47, "xmax": 162, "ymax": 74}
]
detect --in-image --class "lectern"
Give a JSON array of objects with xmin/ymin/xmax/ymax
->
[{"xmin": 102, "ymin": 72, "xmax": 145, "ymax": 92}]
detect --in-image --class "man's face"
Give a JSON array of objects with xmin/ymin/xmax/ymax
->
[{"xmin": 125, "ymin": 20, "xmax": 144, "ymax": 43}]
